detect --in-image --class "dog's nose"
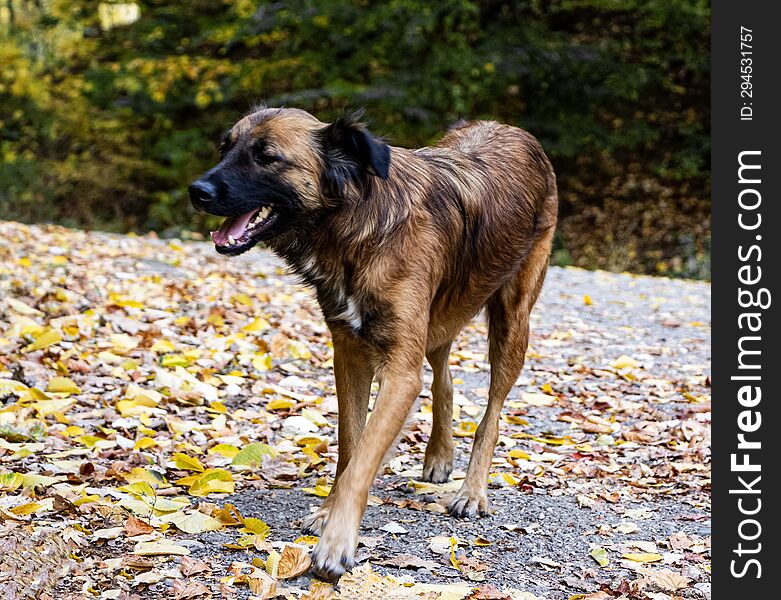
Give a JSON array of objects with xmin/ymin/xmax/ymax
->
[{"xmin": 189, "ymin": 180, "xmax": 217, "ymax": 205}]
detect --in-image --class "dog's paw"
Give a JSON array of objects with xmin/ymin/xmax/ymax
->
[
  {"xmin": 311, "ymin": 529, "xmax": 356, "ymax": 582},
  {"xmin": 301, "ymin": 506, "xmax": 330, "ymax": 536},
  {"xmin": 448, "ymin": 487, "xmax": 489, "ymax": 518},
  {"xmin": 421, "ymin": 455, "xmax": 453, "ymax": 483}
]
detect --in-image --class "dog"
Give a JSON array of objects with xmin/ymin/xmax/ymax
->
[{"xmin": 189, "ymin": 107, "xmax": 558, "ymax": 581}]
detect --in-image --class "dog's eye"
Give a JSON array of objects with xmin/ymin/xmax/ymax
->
[{"xmin": 251, "ymin": 141, "xmax": 281, "ymax": 166}]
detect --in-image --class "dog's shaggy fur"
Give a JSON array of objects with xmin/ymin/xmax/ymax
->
[{"xmin": 190, "ymin": 107, "xmax": 558, "ymax": 580}]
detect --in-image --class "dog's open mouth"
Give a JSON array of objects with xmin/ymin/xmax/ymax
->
[{"xmin": 211, "ymin": 205, "xmax": 279, "ymax": 255}]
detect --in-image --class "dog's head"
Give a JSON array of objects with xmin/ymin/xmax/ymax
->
[{"xmin": 189, "ymin": 107, "xmax": 391, "ymax": 256}]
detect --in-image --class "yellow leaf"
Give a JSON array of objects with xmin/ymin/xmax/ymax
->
[
  {"xmin": 232, "ymin": 443, "xmax": 277, "ymax": 468},
  {"xmin": 24, "ymin": 328, "xmax": 62, "ymax": 352},
  {"xmin": 150, "ymin": 339, "xmax": 175, "ymax": 353},
  {"xmin": 47, "ymin": 377, "xmax": 81, "ymax": 394},
  {"xmin": 252, "ymin": 353, "xmax": 273, "ymax": 372},
  {"xmin": 0, "ymin": 472, "xmax": 24, "ymax": 492},
  {"xmin": 207, "ymin": 313, "xmax": 224, "ymax": 326},
  {"xmin": 591, "ymin": 546, "xmax": 610, "ymax": 567},
  {"xmin": 73, "ymin": 491, "xmax": 101, "ymax": 506},
  {"xmin": 111, "ymin": 294, "xmax": 144, "ymax": 309},
  {"xmin": 10, "ymin": 502, "xmax": 42, "ymax": 516},
  {"xmin": 123, "ymin": 467, "xmax": 169, "ymax": 488},
  {"xmin": 508, "ymin": 449, "xmax": 531, "ymax": 460},
  {"xmin": 288, "ymin": 340, "xmax": 311, "ymax": 360},
  {"xmin": 116, "ymin": 395, "xmax": 159, "ymax": 417},
  {"xmin": 32, "ymin": 397, "xmax": 75, "ymax": 417},
  {"xmin": 303, "ymin": 484, "xmax": 331, "ymax": 497},
  {"xmin": 161, "ymin": 354, "xmax": 191, "ymax": 367},
  {"xmin": 209, "ymin": 400, "xmax": 227, "ymax": 413},
  {"xmin": 120, "ymin": 481, "xmax": 157, "ymax": 497},
  {"xmin": 266, "ymin": 549, "xmax": 280, "ymax": 577},
  {"xmin": 208, "ymin": 444, "xmax": 240, "ymax": 459},
  {"xmin": 583, "ymin": 294, "xmax": 593, "ymax": 306},
  {"xmin": 242, "ymin": 317, "xmax": 270, "ymax": 333},
  {"xmin": 174, "ymin": 453, "xmax": 205, "ymax": 472},
  {"xmin": 160, "ymin": 510, "xmax": 224, "ymax": 534},
  {"xmin": 267, "ymin": 398, "xmax": 296, "ymax": 411},
  {"xmin": 0, "ymin": 379, "xmax": 29, "ymax": 394},
  {"xmin": 622, "ymin": 552, "xmax": 663, "ymax": 563},
  {"xmin": 241, "ymin": 517, "xmax": 271, "ymax": 539},
  {"xmin": 188, "ymin": 469, "xmax": 234, "ymax": 496},
  {"xmin": 453, "ymin": 421, "xmax": 477, "ymax": 437},
  {"xmin": 294, "ymin": 535, "xmax": 319, "ymax": 546},
  {"xmin": 134, "ymin": 437, "xmax": 157, "ymax": 450},
  {"xmin": 63, "ymin": 425, "xmax": 84, "ymax": 437},
  {"xmin": 78, "ymin": 435, "xmax": 115, "ymax": 449},
  {"xmin": 449, "ymin": 536, "xmax": 460, "ymax": 570},
  {"xmin": 611, "ymin": 355, "xmax": 639, "ymax": 370},
  {"xmin": 231, "ymin": 293, "xmax": 254, "ymax": 306}
]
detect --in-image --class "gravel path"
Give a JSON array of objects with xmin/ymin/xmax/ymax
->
[{"xmin": 193, "ymin": 252, "xmax": 712, "ymax": 599}]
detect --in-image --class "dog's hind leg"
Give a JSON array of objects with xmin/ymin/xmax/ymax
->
[
  {"xmin": 302, "ymin": 330, "xmax": 373, "ymax": 535},
  {"xmin": 422, "ymin": 341, "xmax": 455, "ymax": 483},
  {"xmin": 449, "ymin": 227, "xmax": 553, "ymax": 518}
]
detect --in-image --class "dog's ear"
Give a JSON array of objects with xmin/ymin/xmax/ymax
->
[{"xmin": 320, "ymin": 113, "xmax": 391, "ymax": 197}]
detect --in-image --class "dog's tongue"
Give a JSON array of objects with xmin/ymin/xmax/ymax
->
[{"xmin": 211, "ymin": 209, "xmax": 257, "ymax": 245}]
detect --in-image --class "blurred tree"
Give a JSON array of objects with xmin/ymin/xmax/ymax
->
[{"xmin": 0, "ymin": 0, "xmax": 710, "ymax": 277}]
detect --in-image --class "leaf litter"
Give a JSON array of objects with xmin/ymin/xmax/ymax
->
[{"xmin": 0, "ymin": 221, "xmax": 710, "ymax": 598}]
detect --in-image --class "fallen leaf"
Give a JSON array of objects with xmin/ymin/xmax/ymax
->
[
  {"xmin": 172, "ymin": 579, "xmax": 210, "ymax": 599},
  {"xmin": 380, "ymin": 521, "xmax": 408, "ymax": 535},
  {"xmin": 277, "ymin": 544, "xmax": 312, "ymax": 579},
  {"xmin": 134, "ymin": 540, "xmax": 190, "ymax": 556},
  {"xmin": 590, "ymin": 547, "xmax": 609, "ymax": 567},
  {"xmin": 160, "ymin": 510, "xmax": 224, "ymax": 534},
  {"xmin": 181, "ymin": 555, "xmax": 211, "ymax": 577},
  {"xmin": 125, "ymin": 516, "xmax": 154, "ymax": 536},
  {"xmin": 622, "ymin": 552, "xmax": 663, "ymax": 563}
]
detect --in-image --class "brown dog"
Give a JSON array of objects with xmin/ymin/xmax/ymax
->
[{"xmin": 189, "ymin": 107, "xmax": 558, "ymax": 580}]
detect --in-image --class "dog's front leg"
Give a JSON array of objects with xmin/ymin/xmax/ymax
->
[
  {"xmin": 311, "ymin": 352, "xmax": 424, "ymax": 581},
  {"xmin": 302, "ymin": 331, "xmax": 373, "ymax": 535}
]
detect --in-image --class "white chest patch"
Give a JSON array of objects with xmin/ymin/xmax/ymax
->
[{"xmin": 335, "ymin": 296, "xmax": 363, "ymax": 331}]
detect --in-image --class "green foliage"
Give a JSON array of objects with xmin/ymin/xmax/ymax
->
[{"xmin": 0, "ymin": 0, "xmax": 710, "ymax": 277}]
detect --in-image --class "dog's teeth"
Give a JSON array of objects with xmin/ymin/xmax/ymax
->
[{"xmin": 228, "ymin": 235, "xmax": 236, "ymax": 245}]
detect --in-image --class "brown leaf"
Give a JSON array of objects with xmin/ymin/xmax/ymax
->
[
  {"xmin": 246, "ymin": 568, "xmax": 277, "ymax": 597},
  {"xmin": 637, "ymin": 568, "xmax": 691, "ymax": 592},
  {"xmin": 465, "ymin": 584, "xmax": 512, "ymax": 599},
  {"xmin": 181, "ymin": 555, "xmax": 211, "ymax": 577},
  {"xmin": 669, "ymin": 531, "xmax": 693, "ymax": 551},
  {"xmin": 125, "ymin": 515, "xmax": 154, "ymax": 537},
  {"xmin": 172, "ymin": 579, "xmax": 211, "ymax": 599},
  {"xmin": 301, "ymin": 580, "xmax": 334, "ymax": 600},
  {"xmin": 277, "ymin": 544, "xmax": 312, "ymax": 579}
]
